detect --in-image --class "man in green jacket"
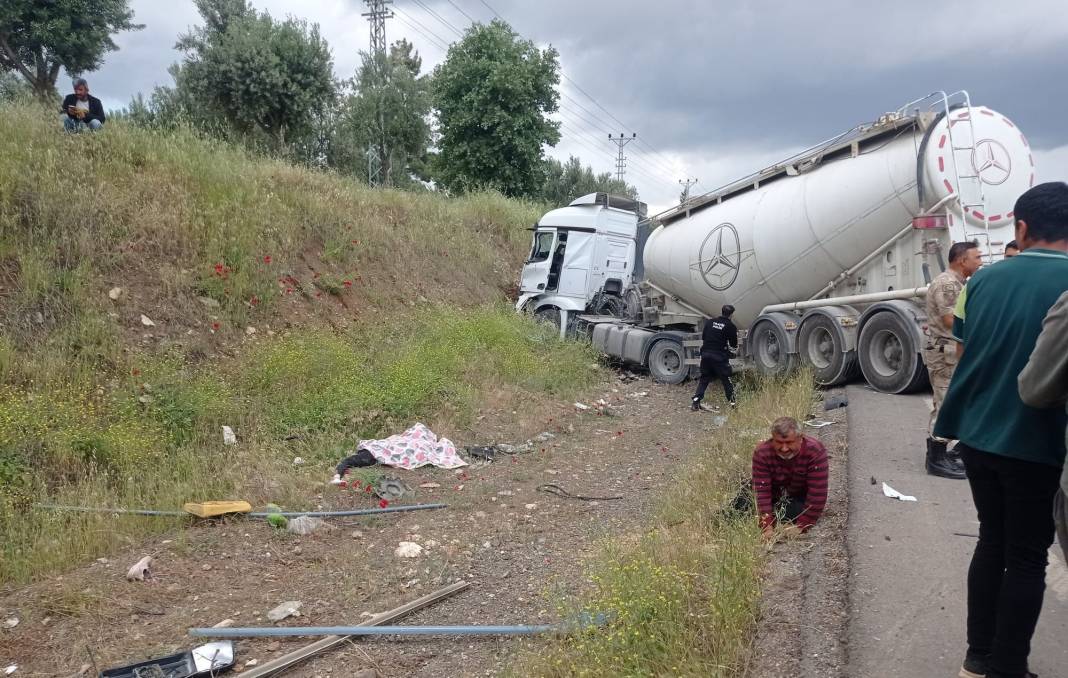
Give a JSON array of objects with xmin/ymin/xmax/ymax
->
[
  {"xmin": 934, "ymin": 181, "xmax": 1068, "ymax": 678},
  {"xmin": 1019, "ymin": 290, "xmax": 1068, "ymax": 567}
]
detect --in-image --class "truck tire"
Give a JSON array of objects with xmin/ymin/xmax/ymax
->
[
  {"xmin": 798, "ymin": 314, "xmax": 859, "ymax": 386},
  {"xmin": 857, "ymin": 311, "xmax": 928, "ymax": 394},
  {"xmin": 534, "ymin": 307, "xmax": 560, "ymax": 328},
  {"xmin": 647, "ymin": 339, "xmax": 688, "ymax": 385},
  {"xmin": 749, "ymin": 318, "xmax": 798, "ymax": 377}
]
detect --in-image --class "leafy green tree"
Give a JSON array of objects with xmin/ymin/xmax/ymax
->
[
  {"xmin": 330, "ymin": 39, "xmax": 432, "ymax": 186},
  {"xmin": 0, "ymin": 0, "xmax": 142, "ymax": 100},
  {"xmin": 540, "ymin": 156, "xmax": 637, "ymax": 205},
  {"xmin": 173, "ymin": 0, "xmax": 335, "ymax": 146},
  {"xmin": 431, "ymin": 19, "xmax": 560, "ymax": 198}
]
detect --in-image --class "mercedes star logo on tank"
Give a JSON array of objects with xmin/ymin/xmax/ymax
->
[
  {"xmin": 697, "ymin": 223, "xmax": 741, "ymax": 291},
  {"xmin": 971, "ymin": 139, "xmax": 1012, "ymax": 186}
]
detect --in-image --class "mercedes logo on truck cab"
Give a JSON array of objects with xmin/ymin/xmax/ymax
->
[{"xmin": 697, "ymin": 223, "xmax": 741, "ymax": 291}]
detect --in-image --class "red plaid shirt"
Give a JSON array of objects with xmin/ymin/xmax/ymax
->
[{"xmin": 752, "ymin": 435, "xmax": 829, "ymax": 530}]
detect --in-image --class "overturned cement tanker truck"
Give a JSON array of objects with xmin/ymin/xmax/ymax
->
[{"xmin": 515, "ymin": 91, "xmax": 1036, "ymax": 394}]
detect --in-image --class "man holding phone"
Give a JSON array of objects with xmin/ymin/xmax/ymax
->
[{"xmin": 60, "ymin": 78, "xmax": 105, "ymax": 132}]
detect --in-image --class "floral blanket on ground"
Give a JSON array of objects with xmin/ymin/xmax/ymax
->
[{"xmin": 358, "ymin": 423, "xmax": 467, "ymax": 469}]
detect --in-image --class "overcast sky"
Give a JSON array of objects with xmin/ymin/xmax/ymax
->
[{"xmin": 82, "ymin": 0, "xmax": 1068, "ymax": 211}]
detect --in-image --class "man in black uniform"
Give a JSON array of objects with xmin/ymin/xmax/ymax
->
[{"xmin": 692, "ymin": 305, "xmax": 739, "ymax": 411}]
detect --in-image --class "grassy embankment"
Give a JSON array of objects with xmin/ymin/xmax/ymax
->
[
  {"xmin": 0, "ymin": 103, "xmax": 600, "ymax": 584},
  {"xmin": 515, "ymin": 372, "xmax": 816, "ymax": 678}
]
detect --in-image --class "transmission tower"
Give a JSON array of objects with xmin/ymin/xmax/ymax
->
[
  {"xmin": 362, "ymin": 0, "xmax": 394, "ymax": 58},
  {"xmin": 679, "ymin": 177, "xmax": 698, "ymax": 204},
  {"xmin": 609, "ymin": 132, "xmax": 636, "ymax": 182},
  {"xmin": 363, "ymin": 0, "xmax": 394, "ymax": 187}
]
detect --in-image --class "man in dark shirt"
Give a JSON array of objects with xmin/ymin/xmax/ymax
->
[
  {"xmin": 691, "ymin": 304, "xmax": 738, "ymax": 410},
  {"xmin": 60, "ymin": 78, "xmax": 105, "ymax": 132},
  {"xmin": 935, "ymin": 182, "xmax": 1068, "ymax": 678}
]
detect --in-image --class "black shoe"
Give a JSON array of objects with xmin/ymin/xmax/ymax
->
[
  {"xmin": 959, "ymin": 650, "xmax": 988, "ymax": 678},
  {"xmin": 927, "ymin": 438, "xmax": 966, "ymax": 480},
  {"xmin": 691, "ymin": 398, "xmax": 701, "ymax": 412}
]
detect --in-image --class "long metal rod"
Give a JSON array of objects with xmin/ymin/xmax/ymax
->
[
  {"xmin": 762, "ymin": 286, "xmax": 928, "ymax": 315},
  {"xmin": 191, "ymin": 624, "xmax": 558, "ymax": 639},
  {"xmin": 240, "ymin": 581, "xmax": 470, "ymax": 678},
  {"xmin": 34, "ymin": 503, "xmax": 447, "ymax": 518}
]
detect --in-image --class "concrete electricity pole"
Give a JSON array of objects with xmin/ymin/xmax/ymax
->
[
  {"xmin": 609, "ymin": 132, "xmax": 636, "ymax": 182},
  {"xmin": 679, "ymin": 177, "xmax": 698, "ymax": 204},
  {"xmin": 362, "ymin": 0, "xmax": 394, "ymax": 187}
]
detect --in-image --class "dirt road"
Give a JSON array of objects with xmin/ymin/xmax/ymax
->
[
  {"xmin": 846, "ymin": 385, "xmax": 1068, "ymax": 677},
  {"xmin": 0, "ymin": 374, "xmax": 733, "ymax": 677}
]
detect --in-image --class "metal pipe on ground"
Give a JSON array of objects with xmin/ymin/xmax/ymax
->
[
  {"xmin": 190, "ymin": 624, "xmax": 559, "ymax": 639},
  {"xmin": 34, "ymin": 503, "xmax": 448, "ymax": 518}
]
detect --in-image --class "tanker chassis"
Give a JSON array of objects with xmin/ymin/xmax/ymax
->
[{"xmin": 515, "ymin": 91, "xmax": 1036, "ymax": 394}]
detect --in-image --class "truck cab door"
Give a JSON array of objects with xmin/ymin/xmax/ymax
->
[{"xmin": 520, "ymin": 230, "xmax": 556, "ymax": 294}]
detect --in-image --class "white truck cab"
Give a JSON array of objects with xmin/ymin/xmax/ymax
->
[{"xmin": 516, "ymin": 192, "xmax": 646, "ymax": 331}]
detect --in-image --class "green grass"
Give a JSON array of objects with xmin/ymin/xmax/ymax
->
[
  {"xmin": 514, "ymin": 372, "xmax": 816, "ymax": 678},
  {"xmin": 0, "ymin": 100, "xmax": 599, "ymax": 585}
]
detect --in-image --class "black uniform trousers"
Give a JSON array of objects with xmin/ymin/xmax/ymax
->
[{"xmin": 693, "ymin": 351, "xmax": 734, "ymax": 403}]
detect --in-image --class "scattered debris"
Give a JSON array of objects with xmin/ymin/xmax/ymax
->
[
  {"xmin": 374, "ymin": 477, "xmax": 411, "ymax": 501},
  {"xmin": 573, "ymin": 402, "xmax": 590, "ymax": 411},
  {"xmin": 823, "ymin": 394, "xmax": 849, "ymax": 410},
  {"xmin": 212, "ymin": 619, "xmax": 236, "ymax": 629},
  {"xmin": 245, "ymin": 326, "xmax": 257, "ymax": 336},
  {"xmin": 267, "ymin": 601, "xmax": 302, "ymax": 622},
  {"xmin": 464, "ymin": 445, "xmax": 498, "ymax": 461},
  {"xmin": 804, "ymin": 420, "xmax": 835, "ymax": 428},
  {"xmin": 108, "ymin": 287, "xmax": 123, "ymax": 301},
  {"xmin": 4, "ymin": 665, "xmax": 15, "ymax": 676},
  {"xmin": 222, "ymin": 426, "xmax": 237, "ymax": 445},
  {"xmin": 394, "ymin": 542, "xmax": 423, "ymax": 558},
  {"xmin": 535, "ymin": 484, "xmax": 623, "ymax": 501},
  {"xmin": 126, "ymin": 556, "xmax": 153, "ymax": 582},
  {"xmin": 291, "ymin": 456, "xmax": 304, "ymax": 466},
  {"xmin": 183, "ymin": 500, "xmax": 251, "ymax": 518},
  {"xmin": 99, "ymin": 641, "xmax": 234, "ymax": 678},
  {"xmin": 139, "ymin": 314, "xmax": 155, "ymax": 327},
  {"xmin": 2, "ymin": 617, "xmax": 18, "ymax": 629},
  {"xmin": 419, "ymin": 482, "xmax": 441, "ymax": 489},
  {"xmin": 882, "ymin": 482, "xmax": 917, "ymax": 502},
  {"xmin": 870, "ymin": 476, "xmax": 877, "ymax": 485},
  {"xmin": 286, "ymin": 516, "xmax": 326, "ymax": 536}
]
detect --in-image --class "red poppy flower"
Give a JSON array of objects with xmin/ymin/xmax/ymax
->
[
  {"xmin": 131, "ymin": 368, "xmax": 141, "ymax": 376},
  {"xmin": 378, "ymin": 499, "xmax": 389, "ymax": 509},
  {"xmin": 343, "ymin": 280, "xmax": 353, "ymax": 288},
  {"xmin": 263, "ymin": 255, "xmax": 272, "ymax": 264},
  {"xmin": 211, "ymin": 322, "xmax": 220, "ymax": 331},
  {"xmin": 213, "ymin": 263, "xmax": 224, "ymax": 274},
  {"xmin": 365, "ymin": 485, "xmax": 373, "ymax": 493},
  {"xmin": 249, "ymin": 296, "xmax": 259, "ymax": 306}
]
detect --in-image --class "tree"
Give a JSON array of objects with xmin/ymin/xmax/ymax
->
[
  {"xmin": 0, "ymin": 0, "xmax": 142, "ymax": 100},
  {"xmin": 331, "ymin": 39, "xmax": 432, "ymax": 186},
  {"xmin": 173, "ymin": 0, "xmax": 335, "ymax": 146},
  {"xmin": 0, "ymin": 71, "xmax": 31, "ymax": 103},
  {"xmin": 431, "ymin": 19, "xmax": 560, "ymax": 198},
  {"xmin": 540, "ymin": 156, "xmax": 637, "ymax": 205}
]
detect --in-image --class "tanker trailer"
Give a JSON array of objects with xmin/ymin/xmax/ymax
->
[{"xmin": 516, "ymin": 91, "xmax": 1035, "ymax": 394}]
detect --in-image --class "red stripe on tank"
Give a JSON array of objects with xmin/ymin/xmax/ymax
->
[
  {"xmin": 943, "ymin": 178, "xmax": 955, "ymax": 193},
  {"xmin": 938, "ymin": 157, "xmax": 945, "ymax": 172},
  {"xmin": 938, "ymin": 135, "xmax": 947, "ymax": 149}
]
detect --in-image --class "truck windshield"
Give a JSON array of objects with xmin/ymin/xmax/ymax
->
[{"xmin": 528, "ymin": 231, "xmax": 555, "ymax": 262}]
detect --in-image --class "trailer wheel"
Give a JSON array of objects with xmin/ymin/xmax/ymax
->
[
  {"xmin": 798, "ymin": 314, "xmax": 859, "ymax": 386},
  {"xmin": 749, "ymin": 319, "xmax": 798, "ymax": 377},
  {"xmin": 647, "ymin": 339, "xmax": 688, "ymax": 385},
  {"xmin": 857, "ymin": 312, "xmax": 928, "ymax": 394}
]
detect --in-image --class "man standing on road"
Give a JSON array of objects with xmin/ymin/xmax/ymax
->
[
  {"xmin": 740, "ymin": 416, "xmax": 829, "ymax": 538},
  {"xmin": 691, "ymin": 304, "xmax": 738, "ymax": 411},
  {"xmin": 1018, "ymin": 289, "xmax": 1068, "ymax": 567},
  {"xmin": 924, "ymin": 241, "xmax": 982, "ymax": 479},
  {"xmin": 934, "ymin": 182, "xmax": 1068, "ymax": 678},
  {"xmin": 60, "ymin": 78, "xmax": 105, "ymax": 133}
]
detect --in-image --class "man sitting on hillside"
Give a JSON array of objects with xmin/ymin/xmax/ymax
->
[
  {"xmin": 736, "ymin": 416, "xmax": 829, "ymax": 538},
  {"xmin": 60, "ymin": 78, "xmax": 105, "ymax": 133}
]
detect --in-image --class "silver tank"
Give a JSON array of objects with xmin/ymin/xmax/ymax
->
[{"xmin": 643, "ymin": 104, "xmax": 1034, "ymax": 328}]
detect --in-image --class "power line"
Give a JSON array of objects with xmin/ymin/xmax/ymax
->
[
  {"xmin": 444, "ymin": 0, "xmax": 478, "ymax": 23},
  {"xmin": 477, "ymin": 0, "xmax": 504, "ymax": 19},
  {"xmin": 408, "ymin": 0, "xmax": 464, "ymax": 37},
  {"xmin": 392, "ymin": 8, "xmax": 450, "ymax": 49}
]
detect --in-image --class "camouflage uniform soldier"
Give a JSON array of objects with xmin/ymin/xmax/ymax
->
[{"xmin": 924, "ymin": 241, "xmax": 982, "ymax": 479}]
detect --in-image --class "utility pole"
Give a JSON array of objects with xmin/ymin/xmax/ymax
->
[
  {"xmin": 679, "ymin": 177, "xmax": 698, "ymax": 204},
  {"xmin": 363, "ymin": 0, "xmax": 393, "ymax": 187},
  {"xmin": 609, "ymin": 132, "xmax": 636, "ymax": 182}
]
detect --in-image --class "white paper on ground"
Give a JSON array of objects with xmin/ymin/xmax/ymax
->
[{"xmin": 882, "ymin": 482, "xmax": 917, "ymax": 502}]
